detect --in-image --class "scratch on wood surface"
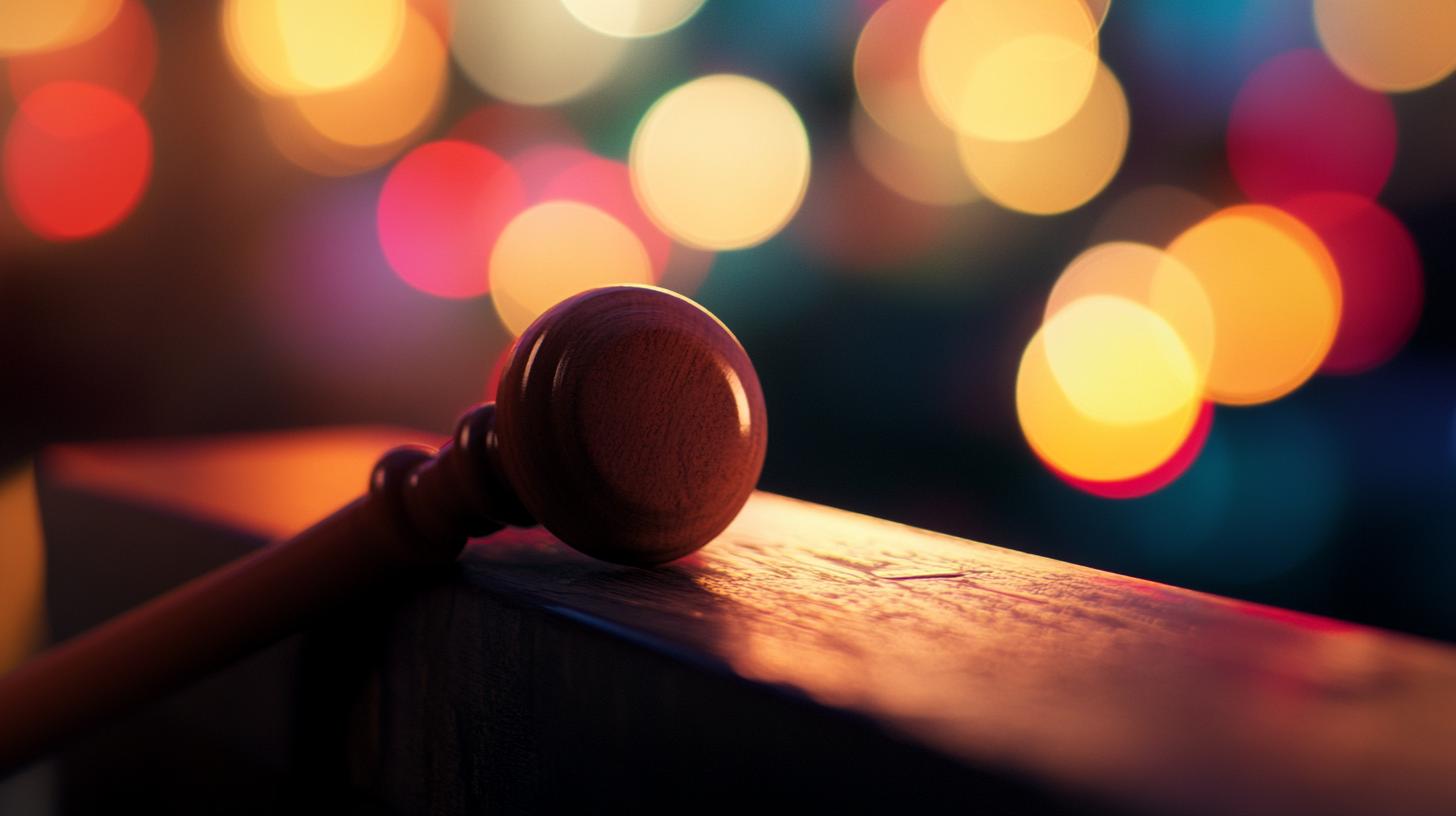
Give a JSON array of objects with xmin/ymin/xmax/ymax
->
[
  {"xmin": 462, "ymin": 491, "xmax": 1456, "ymax": 816},
  {"xmin": 45, "ymin": 428, "xmax": 1456, "ymax": 816}
]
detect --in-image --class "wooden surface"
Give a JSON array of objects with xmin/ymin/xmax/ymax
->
[{"xmin": 21, "ymin": 427, "xmax": 1456, "ymax": 814}]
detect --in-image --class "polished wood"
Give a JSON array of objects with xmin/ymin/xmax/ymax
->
[
  {"xmin": 25, "ymin": 428, "xmax": 1456, "ymax": 814},
  {"xmin": 0, "ymin": 285, "xmax": 767, "ymax": 775},
  {"xmin": 498, "ymin": 285, "xmax": 767, "ymax": 564}
]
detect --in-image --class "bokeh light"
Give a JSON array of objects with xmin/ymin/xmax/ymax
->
[
  {"xmin": 794, "ymin": 147, "xmax": 953, "ymax": 272},
  {"xmin": 542, "ymin": 155, "xmax": 673, "ymax": 280},
  {"xmin": 920, "ymin": 0, "xmax": 1100, "ymax": 141},
  {"xmin": 376, "ymin": 140, "xmax": 524, "ymax": 298},
  {"xmin": 1314, "ymin": 0, "xmax": 1456, "ymax": 93},
  {"xmin": 511, "ymin": 143, "xmax": 596, "ymax": 199},
  {"xmin": 1042, "ymin": 295, "xmax": 1201, "ymax": 426},
  {"xmin": 1017, "ymin": 296, "xmax": 1203, "ymax": 481},
  {"xmin": 1054, "ymin": 401, "xmax": 1213, "ymax": 499},
  {"xmin": 1167, "ymin": 205, "xmax": 1341, "ymax": 405},
  {"xmin": 489, "ymin": 201, "xmax": 653, "ymax": 335},
  {"xmin": 0, "ymin": 0, "xmax": 120, "ymax": 56},
  {"xmin": 291, "ymin": 7, "xmax": 446, "ymax": 151},
  {"xmin": 1046, "ymin": 242, "xmax": 1215, "ymax": 383},
  {"xmin": 451, "ymin": 0, "xmax": 627, "ymax": 106},
  {"xmin": 3, "ymin": 81, "xmax": 151, "ymax": 240},
  {"xmin": 260, "ymin": 98, "xmax": 401, "ymax": 177},
  {"xmin": 8, "ymin": 0, "xmax": 155, "ymax": 103},
  {"xmin": 850, "ymin": 103, "xmax": 980, "ymax": 206},
  {"xmin": 657, "ymin": 245, "xmax": 715, "ymax": 297},
  {"xmin": 1282, "ymin": 193, "xmax": 1423, "ymax": 375},
  {"xmin": 1227, "ymin": 49, "xmax": 1396, "ymax": 204},
  {"xmin": 448, "ymin": 105, "xmax": 586, "ymax": 156},
  {"xmin": 255, "ymin": 177, "xmax": 504, "ymax": 412},
  {"xmin": 853, "ymin": 0, "xmax": 945, "ymax": 147},
  {"xmin": 630, "ymin": 74, "xmax": 811, "ymax": 250},
  {"xmin": 1079, "ymin": 0, "xmax": 1113, "ymax": 29},
  {"xmin": 956, "ymin": 63, "xmax": 1128, "ymax": 215},
  {"xmin": 561, "ymin": 0, "xmax": 707, "ymax": 38},
  {"xmin": 223, "ymin": 0, "xmax": 406, "ymax": 96},
  {"xmin": 1088, "ymin": 185, "xmax": 1215, "ymax": 247}
]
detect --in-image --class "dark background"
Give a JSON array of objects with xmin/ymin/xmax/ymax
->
[{"xmin": 2, "ymin": 1, "xmax": 1453, "ymax": 641}]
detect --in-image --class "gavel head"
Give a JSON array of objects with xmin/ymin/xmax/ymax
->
[{"xmin": 491, "ymin": 285, "xmax": 767, "ymax": 565}]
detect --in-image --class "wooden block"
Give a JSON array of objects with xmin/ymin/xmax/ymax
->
[{"xmin": 24, "ymin": 428, "xmax": 1456, "ymax": 814}]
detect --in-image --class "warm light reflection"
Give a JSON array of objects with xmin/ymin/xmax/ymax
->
[
  {"xmin": 291, "ymin": 7, "xmax": 446, "ymax": 150},
  {"xmin": 1018, "ymin": 297, "xmax": 1202, "ymax": 481},
  {"xmin": 630, "ymin": 74, "xmax": 811, "ymax": 250},
  {"xmin": 223, "ymin": 0, "xmax": 406, "ymax": 96},
  {"xmin": 1053, "ymin": 401, "xmax": 1213, "ymax": 499},
  {"xmin": 0, "ymin": 464, "xmax": 46, "ymax": 673},
  {"xmin": 1227, "ymin": 49, "xmax": 1396, "ymax": 204},
  {"xmin": 561, "ymin": 0, "xmax": 707, "ymax": 38},
  {"xmin": 850, "ymin": 102, "xmax": 979, "ymax": 206},
  {"xmin": 542, "ymin": 155, "xmax": 673, "ymax": 280},
  {"xmin": 0, "ymin": 0, "xmax": 120, "ymax": 56},
  {"xmin": 1168, "ymin": 205, "xmax": 1342, "ymax": 405},
  {"xmin": 1314, "ymin": 0, "xmax": 1456, "ymax": 92},
  {"xmin": 451, "ymin": 0, "xmax": 627, "ymax": 105},
  {"xmin": 3, "ymin": 81, "xmax": 152, "ymax": 240},
  {"xmin": 853, "ymin": 0, "xmax": 946, "ymax": 147},
  {"xmin": 1282, "ymin": 193, "xmax": 1423, "ymax": 375},
  {"xmin": 489, "ymin": 201, "xmax": 653, "ymax": 336},
  {"xmin": 377, "ymin": 140, "xmax": 524, "ymax": 298},
  {"xmin": 1042, "ymin": 295, "xmax": 1200, "ymax": 426},
  {"xmin": 920, "ymin": 0, "xmax": 1099, "ymax": 141},
  {"xmin": 1048, "ymin": 242, "xmax": 1214, "ymax": 384},
  {"xmin": 956, "ymin": 63, "xmax": 1127, "ymax": 215},
  {"xmin": 47, "ymin": 429, "xmax": 435, "ymax": 540},
  {"xmin": 7, "ymin": 0, "xmax": 155, "ymax": 103}
]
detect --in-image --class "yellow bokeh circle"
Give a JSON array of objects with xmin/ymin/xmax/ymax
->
[
  {"xmin": 291, "ymin": 7, "xmax": 446, "ymax": 150},
  {"xmin": 1047, "ymin": 242, "xmax": 1215, "ymax": 384},
  {"xmin": 1018, "ymin": 296, "xmax": 1202, "ymax": 481},
  {"xmin": 956, "ymin": 63, "xmax": 1128, "ymax": 215},
  {"xmin": 223, "ymin": 0, "xmax": 406, "ymax": 96},
  {"xmin": 853, "ymin": 0, "xmax": 947, "ymax": 148},
  {"xmin": 1314, "ymin": 0, "xmax": 1456, "ymax": 92},
  {"xmin": 630, "ymin": 74, "xmax": 811, "ymax": 250},
  {"xmin": 1167, "ymin": 205, "xmax": 1342, "ymax": 406},
  {"xmin": 920, "ymin": 0, "xmax": 1099, "ymax": 141},
  {"xmin": 489, "ymin": 202, "xmax": 654, "ymax": 336}
]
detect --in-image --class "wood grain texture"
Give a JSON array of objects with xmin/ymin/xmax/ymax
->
[
  {"xmin": 497, "ymin": 285, "xmax": 767, "ymax": 564},
  {"xmin": 27, "ymin": 428, "xmax": 1456, "ymax": 814}
]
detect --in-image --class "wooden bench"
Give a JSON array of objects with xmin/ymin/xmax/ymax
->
[{"xmin": 9, "ymin": 427, "xmax": 1456, "ymax": 814}]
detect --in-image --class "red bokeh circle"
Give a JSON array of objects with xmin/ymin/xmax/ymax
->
[
  {"xmin": 377, "ymin": 140, "xmax": 525, "ymax": 298},
  {"xmin": 1228, "ymin": 50, "xmax": 1396, "ymax": 203},
  {"xmin": 3, "ymin": 81, "xmax": 152, "ymax": 240}
]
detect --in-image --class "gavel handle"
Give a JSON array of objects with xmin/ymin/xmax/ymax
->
[{"xmin": 0, "ymin": 443, "xmax": 499, "ymax": 776}]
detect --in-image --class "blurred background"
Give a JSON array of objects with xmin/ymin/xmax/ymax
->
[{"xmin": 0, "ymin": 0, "xmax": 1453, "ymax": 642}]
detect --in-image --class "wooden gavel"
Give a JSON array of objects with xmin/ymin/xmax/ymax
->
[{"xmin": 0, "ymin": 285, "xmax": 768, "ymax": 774}]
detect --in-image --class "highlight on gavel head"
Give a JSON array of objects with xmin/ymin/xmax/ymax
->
[{"xmin": 493, "ymin": 285, "xmax": 767, "ymax": 566}]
